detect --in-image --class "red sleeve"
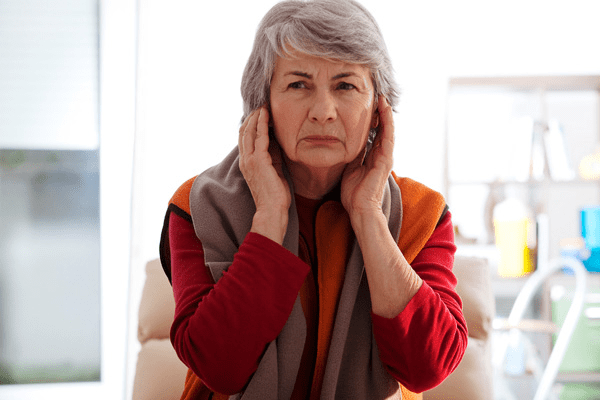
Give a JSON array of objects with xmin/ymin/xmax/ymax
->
[
  {"xmin": 168, "ymin": 211, "xmax": 310, "ymax": 395},
  {"xmin": 371, "ymin": 211, "xmax": 468, "ymax": 393}
]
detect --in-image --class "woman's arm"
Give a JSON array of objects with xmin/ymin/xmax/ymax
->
[
  {"xmin": 239, "ymin": 106, "xmax": 290, "ymax": 244},
  {"xmin": 168, "ymin": 210, "xmax": 309, "ymax": 394},
  {"xmin": 167, "ymin": 105, "xmax": 298, "ymax": 394},
  {"xmin": 342, "ymin": 96, "xmax": 420, "ymax": 318},
  {"xmin": 350, "ymin": 206, "xmax": 422, "ymax": 317},
  {"xmin": 370, "ymin": 212, "xmax": 468, "ymax": 392},
  {"xmin": 341, "ymin": 96, "xmax": 466, "ymax": 391}
]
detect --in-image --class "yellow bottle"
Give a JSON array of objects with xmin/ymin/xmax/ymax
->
[{"xmin": 493, "ymin": 198, "xmax": 534, "ymax": 277}]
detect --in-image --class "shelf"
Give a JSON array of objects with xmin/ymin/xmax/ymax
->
[
  {"xmin": 448, "ymin": 75, "xmax": 600, "ymax": 388},
  {"xmin": 493, "ymin": 317, "xmax": 557, "ymax": 333},
  {"xmin": 448, "ymin": 178, "xmax": 598, "ymax": 186},
  {"xmin": 449, "ymin": 75, "xmax": 600, "ymax": 91},
  {"xmin": 555, "ymin": 372, "xmax": 600, "ymax": 383}
]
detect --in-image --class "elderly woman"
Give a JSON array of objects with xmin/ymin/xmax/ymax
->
[{"xmin": 159, "ymin": 0, "xmax": 467, "ymax": 399}]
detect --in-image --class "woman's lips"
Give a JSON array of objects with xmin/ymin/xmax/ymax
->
[{"xmin": 302, "ymin": 135, "xmax": 340, "ymax": 144}]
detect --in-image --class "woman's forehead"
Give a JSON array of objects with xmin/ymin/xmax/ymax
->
[{"xmin": 273, "ymin": 51, "xmax": 370, "ymax": 79}]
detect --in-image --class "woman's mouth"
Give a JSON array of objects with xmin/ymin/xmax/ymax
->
[{"xmin": 302, "ymin": 135, "xmax": 340, "ymax": 144}]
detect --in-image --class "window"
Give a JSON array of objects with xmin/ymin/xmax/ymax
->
[
  {"xmin": 0, "ymin": 0, "xmax": 101, "ymax": 389},
  {"xmin": 0, "ymin": 150, "xmax": 100, "ymax": 384}
]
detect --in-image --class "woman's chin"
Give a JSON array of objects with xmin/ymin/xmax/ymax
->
[
  {"xmin": 296, "ymin": 157, "xmax": 347, "ymax": 173},
  {"xmin": 283, "ymin": 147, "xmax": 353, "ymax": 174}
]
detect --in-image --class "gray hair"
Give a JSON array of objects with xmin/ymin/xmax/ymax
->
[{"xmin": 240, "ymin": 0, "xmax": 400, "ymax": 123}]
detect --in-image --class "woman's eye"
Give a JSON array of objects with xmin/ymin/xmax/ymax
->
[
  {"xmin": 288, "ymin": 81, "xmax": 306, "ymax": 89},
  {"xmin": 337, "ymin": 82, "xmax": 356, "ymax": 91}
]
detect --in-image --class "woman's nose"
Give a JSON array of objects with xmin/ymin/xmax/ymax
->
[{"xmin": 308, "ymin": 91, "xmax": 337, "ymax": 124}]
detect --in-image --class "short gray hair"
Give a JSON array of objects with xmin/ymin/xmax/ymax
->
[{"xmin": 240, "ymin": 0, "xmax": 400, "ymax": 123}]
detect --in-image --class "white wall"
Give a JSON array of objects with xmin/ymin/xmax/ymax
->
[
  {"xmin": 382, "ymin": 0, "xmax": 600, "ymax": 189},
  {"xmin": 130, "ymin": 0, "xmax": 600, "ymax": 258},
  {"xmin": 126, "ymin": 0, "xmax": 600, "ymax": 397}
]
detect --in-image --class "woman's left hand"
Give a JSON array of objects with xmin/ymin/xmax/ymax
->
[
  {"xmin": 341, "ymin": 97, "xmax": 421, "ymax": 318},
  {"xmin": 341, "ymin": 96, "xmax": 394, "ymax": 222}
]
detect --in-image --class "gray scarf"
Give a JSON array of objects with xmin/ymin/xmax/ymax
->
[{"xmin": 189, "ymin": 146, "xmax": 403, "ymax": 399}]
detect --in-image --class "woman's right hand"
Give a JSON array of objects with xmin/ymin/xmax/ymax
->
[{"xmin": 239, "ymin": 106, "xmax": 291, "ymax": 244}]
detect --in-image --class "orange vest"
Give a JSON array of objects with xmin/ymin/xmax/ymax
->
[{"xmin": 169, "ymin": 172, "xmax": 446, "ymax": 400}]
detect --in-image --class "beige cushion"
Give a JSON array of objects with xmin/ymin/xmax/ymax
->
[
  {"xmin": 138, "ymin": 259, "xmax": 176, "ymax": 343},
  {"xmin": 132, "ymin": 339, "xmax": 188, "ymax": 400},
  {"xmin": 453, "ymin": 256, "xmax": 495, "ymax": 341},
  {"xmin": 424, "ymin": 256, "xmax": 495, "ymax": 400},
  {"xmin": 422, "ymin": 337, "xmax": 493, "ymax": 400},
  {"xmin": 133, "ymin": 259, "xmax": 188, "ymax": 400}
]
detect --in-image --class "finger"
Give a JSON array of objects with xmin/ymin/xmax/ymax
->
[
  {"xmin": 243, "ymin": 108, "xmax": 261, "ymax": 155},
  {"xmin": 254, "ymin": 106, "xmax": 270, "ymax": 154},
  {"xmin": 239, "ymin": 111, "xmax": 253, "ymax": 135},
  {"xmin": 238, "ymin": 120, "xmax": 247, "ymax": 153},
  {"xmin": 364, "ymin": 141, "xmax": 380, "ymax": 170},
  {"xmin": 378, "ymin": 97, "xmax": 395, "ymax": 159},
  {"xmin": 238, "ymin": 110, "xmax": 256, "ymax": 154}
]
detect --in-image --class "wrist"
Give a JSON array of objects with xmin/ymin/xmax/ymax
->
[
  {"xmin": 251, "ymin": 208, "xmax": 289, "ymax": 244},
  {"xmin": 349, "ymin": 207, "xmax": 389, "ymax": 246},
  {"xmin": 349, "ymin": 206, "xmax": 384, "ymax": 229}
]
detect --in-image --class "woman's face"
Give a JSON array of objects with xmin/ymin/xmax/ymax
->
[{"xmin": 269, "ymin": 51, "xmax": 377, "ymax": 172}]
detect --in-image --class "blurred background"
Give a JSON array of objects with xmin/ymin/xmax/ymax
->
[{"xmin": 0, "ymin": 0, "xmax": 598, "ymax": 398}]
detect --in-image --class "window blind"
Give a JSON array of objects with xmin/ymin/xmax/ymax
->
[{"xmin": 0, "ymin": 0, "xmax": 98, "ymax": 150}]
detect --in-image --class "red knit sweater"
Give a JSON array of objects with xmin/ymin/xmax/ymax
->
[{"xmin": 168, "ymin": 202, "xmax": 465, "ymax": 396}]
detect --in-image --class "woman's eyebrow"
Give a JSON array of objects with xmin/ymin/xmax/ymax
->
[
  {"xmin": 332, "ymin": 72, "xmax": 357, "ymax": 80},
  {"xmin": 285, "ymin": 71, "xmax": 312, "ymax": 79},
  {"xmin": 283, "ymin": 71, "xmax": 359, "ymax": 80}
]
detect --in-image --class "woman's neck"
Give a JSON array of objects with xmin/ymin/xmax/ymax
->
[{"xmin": 285, "ymin": 157, "xmax": 344, "ymax": 200}]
